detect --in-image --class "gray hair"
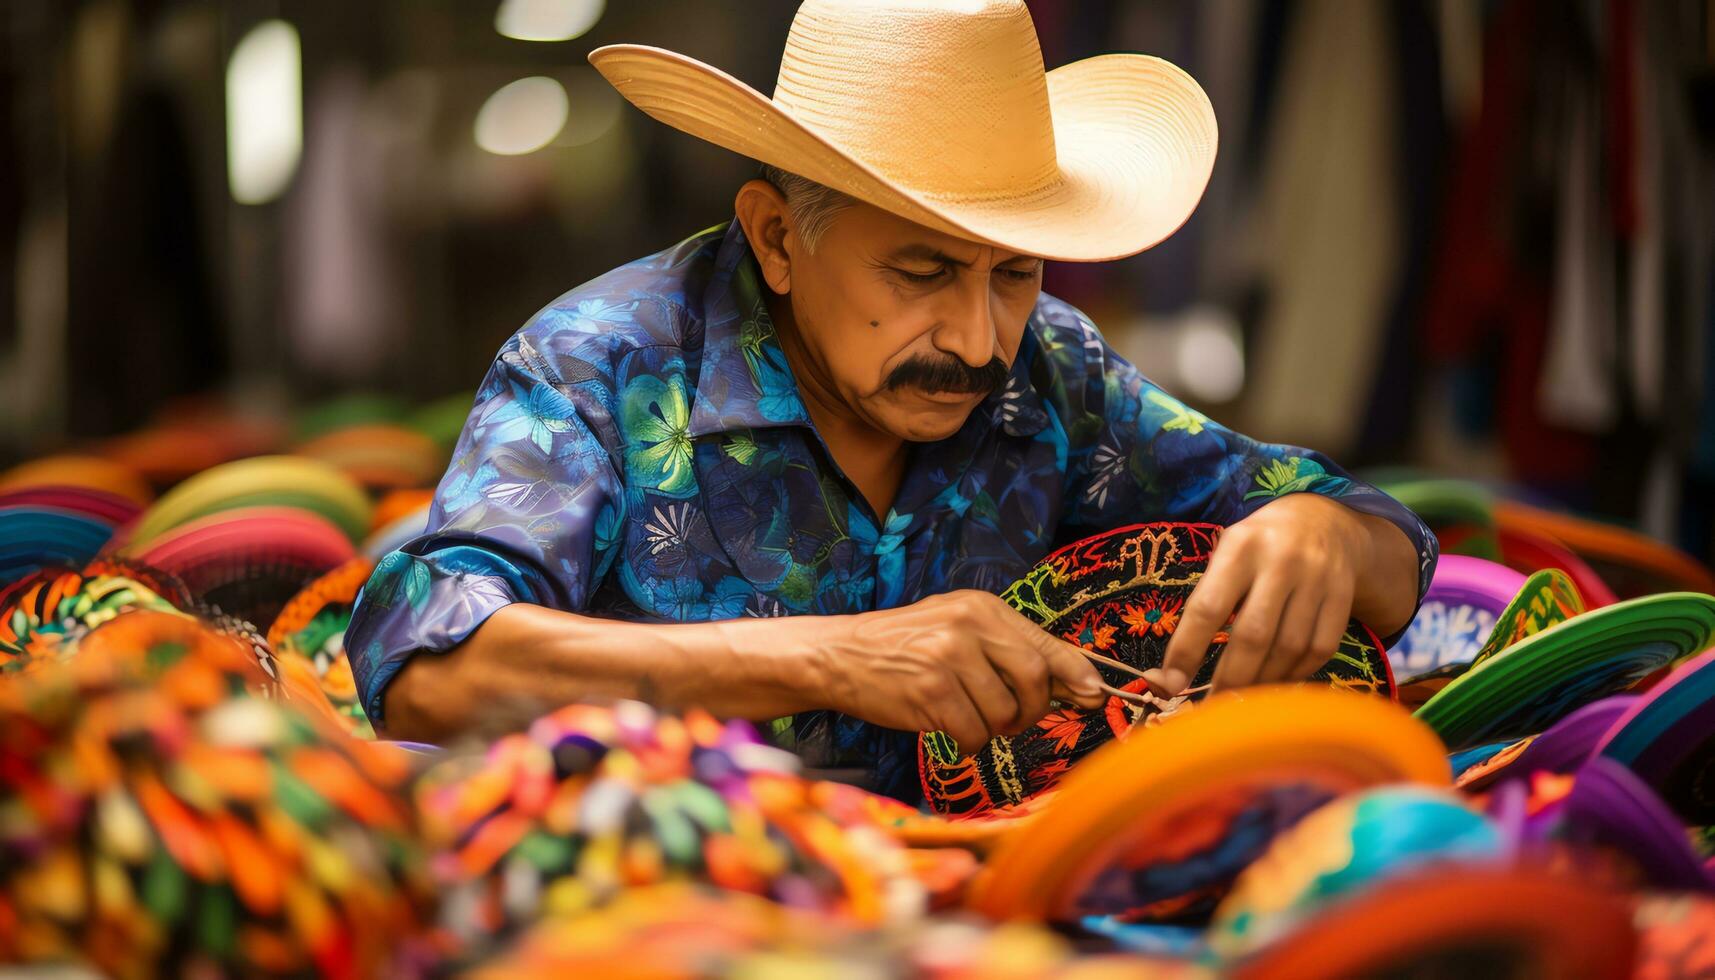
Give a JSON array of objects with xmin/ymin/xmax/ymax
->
[{"xmin": 758, "ymin": 164, "xmax": 854, "ymax": 253}]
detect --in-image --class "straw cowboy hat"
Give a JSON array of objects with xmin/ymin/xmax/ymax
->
[{"xmin": 588, "ymin": 0, "xmax": 1217, "ymax": 262}]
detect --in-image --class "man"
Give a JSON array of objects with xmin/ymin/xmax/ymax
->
[{"xmin": 346, "ymin": 0, "xmax": 1436, "ymax": 802}]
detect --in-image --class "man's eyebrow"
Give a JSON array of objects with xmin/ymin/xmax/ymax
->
[
  {"xmin": 887, "ymin": 243, "xmax": 970, "ymax": 266},
  {"xmin": 886, "ymin": 243, "xmax": 1039, "ymax": 266}
]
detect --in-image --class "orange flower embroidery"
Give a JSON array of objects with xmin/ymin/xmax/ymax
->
[
  {"xmin": 1119, "ymin": 595, "xmax": 1182, "ymax": 637},
  {"xmin": 1028, "ymin": 757, "xmax": 1073, "ymax": 786},
  {"xmin": 1061, "ymin": 609, "xmax": 1120, "ymax": 651},
  {"xmin": 1036, "ymin": 708, "xmax": 1087, "ymax": 752}
]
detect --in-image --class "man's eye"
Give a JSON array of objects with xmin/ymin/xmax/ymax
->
[
  {"xmin": 998, "ymin": 266, "xmax": 1039, "ymax": 282},
  {"xmin": 897, "ymin": 267, "xmax": 947, "ymax": 284}
]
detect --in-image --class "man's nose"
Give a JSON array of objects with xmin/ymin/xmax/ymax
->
[{"xmin": 931, "ymin": 273, "xmax": 999, "ymax": 369}]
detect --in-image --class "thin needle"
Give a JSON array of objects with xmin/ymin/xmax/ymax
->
[
  {"xmin": 1098, "ymin": 682, "xmax": 1151, "ymax": 705},
  {"xmin": 1077, "ymin": 648, "xmax": 1151, "ymax": 682}
]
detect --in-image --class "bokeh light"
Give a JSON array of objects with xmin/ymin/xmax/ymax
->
[
  {"xmin": 1174, "ymin": 305, "xmax": 1246, "ymax": 404},
  {"xmin": 474, "ymin": 76, "xmax": 570, "ymax": 156},
  {"xmin": 224, "ymin": 19, "xmax": 302, "ymax": 205},
  {"xmin": 495, "ymin": 0, "xmax": 605, "ymax": 42}
]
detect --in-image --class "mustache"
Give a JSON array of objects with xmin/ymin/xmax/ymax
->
[{"xmin": 883, "ymin": 355, "xmax": 1009, "ymax": 396}]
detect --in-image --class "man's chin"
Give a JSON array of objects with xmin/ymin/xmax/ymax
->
[{"xmin": 888, "ymin": 407, "xmax": 974, "ymax": 442}]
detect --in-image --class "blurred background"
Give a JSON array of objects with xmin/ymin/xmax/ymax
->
[{"xmin": 1, "ymin": 0, "xmax": 1714, "ymax": 561}]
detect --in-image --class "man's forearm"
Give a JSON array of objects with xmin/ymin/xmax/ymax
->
[{"xmin": 383, "ymin": 602, "xmax": 834, "ymax": 742}]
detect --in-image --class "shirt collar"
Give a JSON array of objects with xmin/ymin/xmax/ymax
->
[
  {"xmin": 686, "ymin": 219, "xmax": 1050, "ymax": 441},
  {"xmin": 688, "ymin": 221, "xmax": 814, "ymax": 438}
]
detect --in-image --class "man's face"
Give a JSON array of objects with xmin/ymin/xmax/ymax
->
[{"xmin": 775, "ymin": 199, "xmax": 1043, "ymax": 443}]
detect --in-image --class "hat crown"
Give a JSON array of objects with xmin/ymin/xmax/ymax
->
[{"xmin": 772, "ymin": 0, "xmax": 1059, "ymax": 201}]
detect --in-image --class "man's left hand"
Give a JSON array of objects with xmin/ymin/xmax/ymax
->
[{"xmin": 1152, "ymin": 493, "xmax": 1417, "ymax": 696}]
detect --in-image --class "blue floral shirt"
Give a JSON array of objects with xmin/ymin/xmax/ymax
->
[{"xmin": 348, "ymin": 221, "xmax": 1438, "ymax": 801}]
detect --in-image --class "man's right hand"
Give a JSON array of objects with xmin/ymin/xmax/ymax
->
[{"xmin": 810, "ymin": 590, "xmax": 1108, "ymax": 755}]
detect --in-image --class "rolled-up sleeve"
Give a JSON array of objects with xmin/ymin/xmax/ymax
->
[
  {"xmin": 346, "ymin": 345, "xmax": 623, "ymax": 727},
  {"xmin": 1053, "ymin": 308, "xmax": 1437, "ymax": 643}
]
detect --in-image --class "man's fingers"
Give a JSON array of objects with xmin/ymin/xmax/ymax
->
[
  {"xmin": 935, "ymin": 689, "xmax": 992, "ymax": 760},
  {"xmin": 1211, "ymin": 575, "xmax": 1291, "ymax": 692},
  {"xmin": 1038, "ymin": 637, "xmax": 1107, "ymax": 710},
  {"xmin": 1291, "ymin": 583, "xmax": 1355, "ymax": 682},
  {"xmin": 949, "ymin": 649, "xmax": 1023, "ymax": 737},
  {"xmin": 978, "ymin": 605, "xmax": 1062, "ymax": 723},
  {"xmin": 995, "ymin": 602, "xmax": 1104, "ymax": 709},
  {"xmin": 986, "ymin": 647, "xmax": 1054, "ymax": 732},
  {"xmin": 1258, "ymin": 589, "xmax": 1322, "ymax": 684},
  {"xmin": 1162, "ymin": 545, "xmax": 1251, "ymax": 694}
]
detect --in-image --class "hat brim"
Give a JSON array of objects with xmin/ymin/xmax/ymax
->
[
  {"xmin": 589, "ymin": 44, "xmax": 1218, "ymax": 262},
  {"xmin": 965, "ymin": 686, "xmax": 1450, "ymax": 921},
  {"xmin": 1414, "ymin": 592, "xmax": 1715, "ymax": 749}
]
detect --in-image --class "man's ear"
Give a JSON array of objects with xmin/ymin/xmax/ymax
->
[{"xmin": 734, "ymin": 179, "xmax": 794, "ymax": 295}]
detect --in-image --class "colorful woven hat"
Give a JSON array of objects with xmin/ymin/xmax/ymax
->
[
  {"xmin": 0, "ymin": 485, "xmax": 143, "ymax": 528},
  {"xmin": 99, "ymin": 411, "xmax": 283, "ymax": 488},
  {"xmin": 128, "ymin": 455, "xmax": 373, "ymax": 548},
  {"xmin": 1206, "ymin": 787, "xmax": 1507, "ymax": 962},
  {"xmin": 1390, "ymin": 556, "xmax": 1525, "ymax": 684},
  {"xmin": 1494, "ymin": 523, "xmax": 1619, "ymax": 608},
  {"xmin": 1453, "ymin": 695, "xmax": 1637, "ymax": 791},
  {"xmin": 101, "ymin": 426, "xmax": 236, "ymax": 488},
  {"xmin": 0, "ymin": 454, "xmax": 152, "ymax": 505},
  {"xmin": 918, "ymin": 523, "xmax": 1396, "ymax": 817},
  {"xmin": 0, "ymin": 563, "xmax": 189, "ymax": 671},
  {"xmin": 293, "ymin": 393, "xmax": 409, "ymax": 442},
  {"xmin": 78, "ymin": 556, "xmax": 199, "ymax": 610},
  {"xmin": 0, "ymin": 506, "xmax": 116, "ymax": 585},
  {"xmin": 293, "ymin": 424, "xmax": 445, "ymax": 493},
  {"xmin": 267, "ymin": 557, "xmax": 377, "ymax": 739},
  {"xmin": 1546, "ymin": 758, "xmax": 1715, "ymax": 892},
  {"xmin": 408, "ymin": 391, "xmax": 476, "ymax": 451},
  {"xmin": 1496, "ymin": 501, "xmax": 1715, "ymax": 599},
  {"xmin": 964, "ymin": 687, "xmax": 1449, "ymax": 923},
  {"xmin": 1414, "ymin": 592, "xmax": 1715, "ymax": 750},
  {"xmin": 129, "ymin": 506, "xmax": 358, "ymax": 629},
  {"xmin": 1224, "ymin": 867, "xmax": 1637, "ymax": 980},
  {"xmin": 1376, "ymin": 477, "xmax": 1501, "ymax": 561},
  {"xmin": 1397, "ymin": 567, "xmax": 1585, "ymax": 710},
  {"xmin": 0, "ymin": 613, "xmax": 431, "ymax": 976},
  {"xmin": 1596, "ymin": 649, "xmax": 1715, "ymax": 825}
]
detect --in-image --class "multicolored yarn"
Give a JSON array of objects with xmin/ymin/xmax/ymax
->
[
  {"xmin": 0, "ymin": 611, "xmax": 432, "ymax": 979},
  {"xmin": 412, "ymin": 700, "xmax": 964, "ymax": 955}
]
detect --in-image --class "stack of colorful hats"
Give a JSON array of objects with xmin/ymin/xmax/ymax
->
[
  {"xmin": 1373, "ymin": 471, "xmax": 1715, "ymax": 605},
  {"xmin": 3, "ymin": 397, "xmax": 1715, "ymax": 976},
  {"xmin": 0, "ymin": 608, "xmax": 434, "ymax": 978},
  {"xmin": 117, "ymin": 456, "xmax": 371, "ymax": 629},
  {"xmin": 0, "ymin": 456, "xmax": 149, "ymax": 585},
  {"xmin": 411, "ymin": 699, "xmax": 973, "ymax": 956},
  {"xmin": 0, "ymin": 391, "xmax": 468, "ymax": 737}
]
